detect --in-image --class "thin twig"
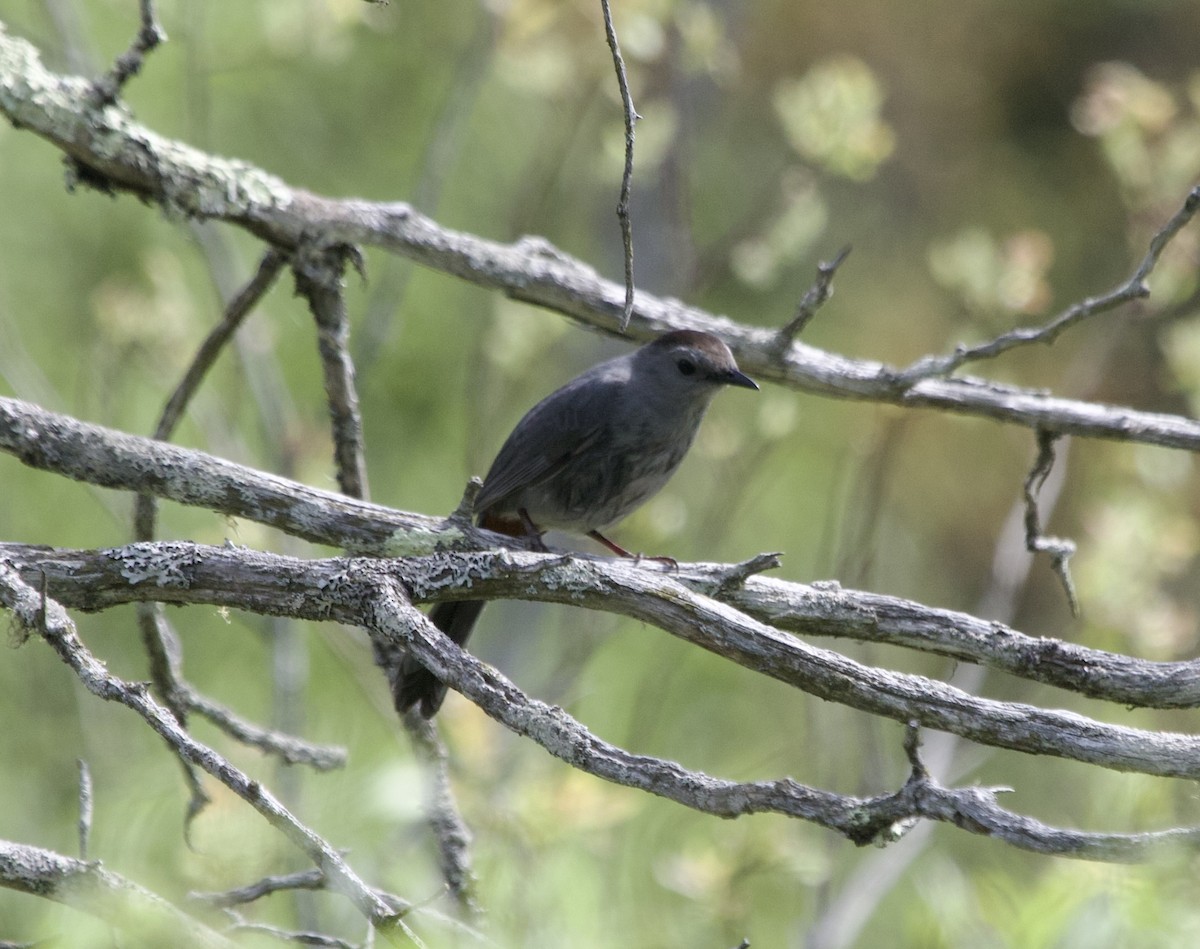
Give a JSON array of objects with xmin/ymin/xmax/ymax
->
[
  {"xmin": 223, "ymin": 921, "xmax": 358, "ymax": 949},
  {"xmin": 88, "ymin": 0, "xmax": 165, "ymax": 107},
  {"xmin": 715, "ymin": 552, "xmax": 783, "ymax": 597},
  {"xmin": 76, "ymin": 758, "xmax": 93, "ymax": 860},
  {"xmin": 157, "ymin": 249, "xmax": 287, "ymax": 449},
  {"xmin": 292, "ymin": 245, "xmax": 370, "ymax": 500},
  {"xmin": 600, "ymin": 0, "xmax": 639, "ymax": 330},
  {"xmin": 191, "ymin": 869, "xmax": 488, "ymax": 945},
  {"xmin": 191, "ymin": 868, "xmax": 326, "ymax": 908},
  {"xmin": 0, "ymin": 565, "xmax": 413, "ymax": 942},
  {"xmin": 1023, "ymin": 429, "xmax": 1079, "ymax": 616},
  {"xmin": 131, "ymin": 249, "xmax": 291, "ymax": 805},
  {"xmin": 405, "ymin": 715, "xmax": 479, "ymax": 917},
  {"xmin": 185, "ymin": 686, "xmax": 348, "ymax": 770},
  {"xmin": 776, "ymin": 246, "xmax": 852, "ymax": 346},
  {"xmin": 897, "ymin": 185, "xmax": 1200, "ymax": 382}
]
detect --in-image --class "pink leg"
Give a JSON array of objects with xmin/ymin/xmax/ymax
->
[
  {"xmin": 587, "ymin": 530, "xmax": 678, "ymax": 569},
  {"xmin": 587, "ymin": 529, "xmax": 635, "ymax": 558}
]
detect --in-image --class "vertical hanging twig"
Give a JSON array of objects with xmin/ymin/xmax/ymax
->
[
  {"xmin": 1023, "ymin": 428, "xmax": 1079, "ymax": 616},
  {"xmin": 134, "ymin": 249, "xmax": 288, "ymax": 831},
  {"xmin": 600, "ymin": 0, "xmax": 639, "ymax": 330},
  {"xmin": 293, "ymin": 245, "xmax": 371, "ymax": 501}
]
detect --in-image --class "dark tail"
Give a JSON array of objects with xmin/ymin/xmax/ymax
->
[{"xmin": 394, "ymin": 599, "xmax": 486, "ymax": 718}]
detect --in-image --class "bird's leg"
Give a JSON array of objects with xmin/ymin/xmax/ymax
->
[
  {"xmin": 518, "ymin": 508, "xmax": 551, "ymax": 552},
  {"xmin": 587, "ymin": 530, "xmax": 678, "ymax": 569},
  {"xmin": 587, "ymin": 529, "xmax": 634, "ymax": 557}
]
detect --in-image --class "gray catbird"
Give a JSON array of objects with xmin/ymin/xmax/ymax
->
[{"xmin": 395, "ymin": 329, "xmax": 758, "ymax": 717}]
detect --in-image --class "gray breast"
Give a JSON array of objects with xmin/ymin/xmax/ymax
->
[{"xmin": 517, "ymin": 411, "xmax": 704, "ymax": 531}]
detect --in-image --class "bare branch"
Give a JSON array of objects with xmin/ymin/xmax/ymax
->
[
  {"xmin": 293, "ymin": 244, "xmax": 371, "ymax": 500},
  {"xmin": 600, "ymin": 0, "xmax": 639, "ymax": 330},
  {"xmin": 359, "ymin": 577, "xmax": 1200, "ymax": 861},
  {"xmin": 689, "ymin": 566, "xmax": 1200, "ymax": 708},
  {"xmin": 133, "ymin": 248, "xmax": 288, "ymax": 799},
  {"xmin": 7, "ymin": 538, "xmax": 1200, "ymax": 858},
  {"xmin": 4, "ymin": 28, "xmax": 1199, "ymax": 450},
  {"xmin": 405, "ymin": 716, "xmax": 480, "ymax": 916},
  {"xmin": 776, "ymin": 245, "xmax": 852, "ymax": 346},
  {"xmin": 10, "ymin": 541, "xmax": 1200, "ymax": 781},
  {"xmin": 183, "ymin": 683, "xmax": 348, "ymax": 771},
  {"xmin": 0, "ymin": 563, "xmax": 412, "ymax": 941},
  {"xmin": 1023, "ymin": 429, "xmax": 1079, "ymax": 616},
  {"xmin": 4, "ymin": 396, "xmax": 1200, "ymax": 710},
  {"xmin": 4, "ymin": 402, "xmax": 1200, "ymax": 713},
  {"xmin": 87, "ymin": 0, "xmax": 165, "ymax": 107},
  {"xmin": 898, "ymin": 185, "xmax": 1200, "ymax": 382},
  {"xmin": 192, "ymin": 868, "xmax": 330, "ymax": 909},
  {"xmin": 0, "ymin": 838, "xmax": 236, "ymax": 949},
  {"xmin": 0, "ymin": 396, "xmax": 448, "ymax": 553}
]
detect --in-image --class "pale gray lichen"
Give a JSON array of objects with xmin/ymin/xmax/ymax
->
[
  {"xmin": 1, "ymin": 24, "xmax": 294, "ymax": 222},
  {"xmin": 375, "ymin": 525, "xmax": 462, "ymax": 558},
  {"xmin": 109, "ymin": 544, "xmax": 201, "ymax": 589}
]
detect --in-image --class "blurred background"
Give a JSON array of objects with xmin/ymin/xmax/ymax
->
[{"xmin": 3, "ymin": 0, "xmax": 1200, "ymax": 945}]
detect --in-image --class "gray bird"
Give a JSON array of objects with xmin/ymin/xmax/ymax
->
[{"xmin": 396, "ymin": 329, "xmax": 758, "ymax": 717}]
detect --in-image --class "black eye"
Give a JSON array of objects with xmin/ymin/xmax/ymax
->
[{"xmin": 676, "ymin": 357, "xmax": 696, "ymax": 376}]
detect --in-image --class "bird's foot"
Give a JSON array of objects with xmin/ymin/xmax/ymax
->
[{"xmin": 518, "ymin": 508, "xmax": 551, "ymax": 552}]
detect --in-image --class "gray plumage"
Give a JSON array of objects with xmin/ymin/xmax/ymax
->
[{"xmin": 395, "ymin": 329, "xmax": 757, "ymax": 717}]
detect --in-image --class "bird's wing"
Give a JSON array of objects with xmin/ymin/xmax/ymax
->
[{"xmin": 474, "ymin": 376, "xmax": 613, "ymax": 515}]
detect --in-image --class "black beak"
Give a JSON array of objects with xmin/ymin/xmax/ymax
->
[{"xmin": 725, "ymin": 368, "xmax": 759, "ymax": 390}]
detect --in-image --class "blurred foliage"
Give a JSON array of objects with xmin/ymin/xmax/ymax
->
[
  {"xmin": 3, "ymin": 0, "xmax": 1200, "ymax": 946},
  {"xmin": 928, "ymin": 227, "xmax": 1055, "ymax": 318},
  {"xmin": 773, "ymin": 54, "xmax": 895, "ymax": 181}
]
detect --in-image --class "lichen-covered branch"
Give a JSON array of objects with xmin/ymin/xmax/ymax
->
[
  {"xmin": 7, "ymin": 546, "xmax": 1194, "ymax": 860},
  {"xmin": 6, "ymin": 540, "xmax": 1200, "ymax": 783},
  {"xmin": 3, "ymin": 397, "xmax": 1199, "ymax": 712},
  {"xmin": 3, "ymin": 23, "xmax": 1200, "ymax": 451},
  {"xmin": 0, "ymin": 395, "xmax": 454, "ymax": 554}
]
